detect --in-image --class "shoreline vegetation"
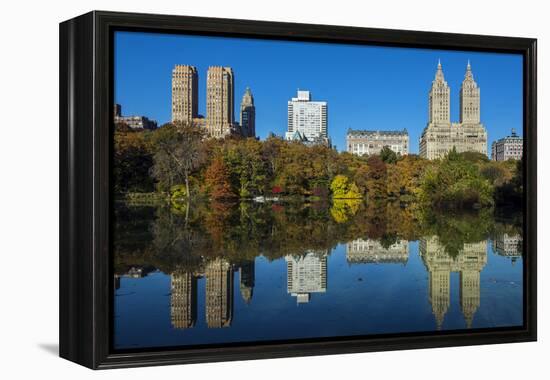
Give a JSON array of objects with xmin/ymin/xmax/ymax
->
[
  {"xmin": 113, "ymin": 200, "xmax": 522, "ymax": 275},
  {"xmin": 115, "ymin": 121, "xmax": 523, "ymax": 210}
]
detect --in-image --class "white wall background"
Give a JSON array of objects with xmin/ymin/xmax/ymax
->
[{"xmin": 0, "ymin": 0, "xmax": 547, "ymax": 377}]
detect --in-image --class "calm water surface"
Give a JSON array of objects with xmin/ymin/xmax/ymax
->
[{"xmin": 113, "ymin": 201, "xmax": 523, "ymax": 350}]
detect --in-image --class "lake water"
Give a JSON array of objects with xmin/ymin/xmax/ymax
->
[{"xmin": 113, "ymin": 201, "xmax": 523, "ymax": 350}]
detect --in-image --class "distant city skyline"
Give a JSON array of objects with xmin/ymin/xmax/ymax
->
[{"xmin": 114, "ymin": 31, "xmax": 523, "ymax": 153}]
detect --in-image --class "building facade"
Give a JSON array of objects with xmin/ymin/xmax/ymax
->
[
  {"xmin": 286, "ymin": 251, "xmax": 327, "ymax": 304},
  {"xmin": 114, "ymin": 103, "xmax": 122, "ymax": 119},
  {"xmin": 346, "ymin": 129, "xmax": 409, "ymax": 156},
  {"xmin": 286, "ymin": 90, "xmax": 329, "ymax": 146},
  {"xmin": 419, "ymin": 61, "xmax": 488, "ymax": 160},
  {"xmin": 491, "ymin": 129, "xmax": 523, "ymax": 161},
  {"xmin": 171, "ymin": 65, "xmax": 199, "ymax": 123},
  {"xmin": 240, "ymin": 87, "xmax": 256, "ymax": 138},
  {"xmin": 206, "ymin": 66, "xmax": 235, "ymax": 138},
  {"xmin": 114, "ymin": 104, "xmax": 157, "ymax": 130}
]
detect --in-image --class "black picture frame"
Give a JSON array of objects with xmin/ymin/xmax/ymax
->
[{"xmin": 59, "ymin": 10, "xmax": 537, "ymax": 369}]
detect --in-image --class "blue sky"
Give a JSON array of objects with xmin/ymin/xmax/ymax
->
[{"xmin": 114, "ymin": 31, "xmax": 523, "ymax": 154}]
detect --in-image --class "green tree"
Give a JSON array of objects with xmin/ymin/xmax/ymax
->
[
  {"xmin": 223, "ymin": 139, "xmax": 268, "ymax": 197},
  {"xmin": 420, "ymin": 148, "xmax": 494, "ymax": 209},
  {"xmin": 380, "ymin": 146, "xmax": 398, "ymax": 164}
]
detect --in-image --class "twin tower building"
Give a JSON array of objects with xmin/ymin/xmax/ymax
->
[
  {"xmin": 419, "ymin": 60, "xmax": 487, "ymax": 159},
  {"xmin": 171, "ymin": 65, "xmax": 256, "ymax": 138},
  {"xmin": 348, "ymin": 61, "xmax": 488, "ymax": 160}
]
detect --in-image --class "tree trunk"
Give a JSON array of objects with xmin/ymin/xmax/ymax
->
[{"xmin": 184, "ymin": 168, "xmax": 190, "ymax": 198}]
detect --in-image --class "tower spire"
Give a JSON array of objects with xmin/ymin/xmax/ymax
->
[
  {"xmin": 435, "ymin": 59, "xmax": 445, "ymax": 82},
  {"xmin": 464, "ymin": 60, "xmax": 474, "ymax": 81}
]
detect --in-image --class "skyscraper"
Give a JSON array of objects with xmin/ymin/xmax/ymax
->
[
  {"xmin": 460, "ymin": 61, "xmax": 481, "ymax": 124},
  {"xmin": 206, "ymin": 66, "xmax": 235, "ymax": 137},
  {"xmin": 419, "ymin": 61, "xmax": 487, "ymax": 159},
  {"xmin": 429, "ymin": 60, "xmax": 451, "ymax": 125},
  {"xmin": 240, "ymin": 87, "xmax": 256, "ymax": 138},
  {"xmin": 286, "ymin": 90, "xmax": 329, "ymax": 146},
  {"xmin": 171, "ymin": 65, "xmax": 198, "ymax": 123}
]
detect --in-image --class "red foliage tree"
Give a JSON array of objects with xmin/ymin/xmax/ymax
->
[{"xmin": 204, "ymin": 158, "xmax": 236, "ymax": 200}]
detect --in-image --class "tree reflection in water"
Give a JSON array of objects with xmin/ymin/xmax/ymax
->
[{"xmin": 113, "ymin": 200, "xmax": 522, "ymax": 332}]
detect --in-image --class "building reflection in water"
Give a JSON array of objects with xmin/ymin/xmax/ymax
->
[
  {"xmin": 492, "ymin": 233, "xmax": 523, "ymax": 264},
  {"xmin": 114, "ymin": 266, "xmax": 154, "ymax": 292},
  {"xmin": 118, "ymin": 236, "xmax": 495, "ymax": 332},
  {"xmin": 167, "ymin": 259, "xmax": 257, "ymax": 329},
  {"xmin": 346, "ymin": 239, "xmax": 409, "ymax": 264},
  {"xmin": 239, "ymin": 260, "xmax": 255, "ymax": 304},
  {"xmin": 170, "ymin": 271, "xmax": 198, "ymax": 329},
  {"xmin": 285, "ymin": 251, "xmax": 328, "ymax": 304},
  {"xmin": 205, "ymin": 258, "xmax": 234, "ymax": 328},
  {"xmin": 420, "ymin": 237, "xmax": 487, "ymax": 329}
]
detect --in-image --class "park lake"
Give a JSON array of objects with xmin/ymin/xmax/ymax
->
[{"xmin": 113, "ymin": 200, "xmax": 523, "ymax": 350}]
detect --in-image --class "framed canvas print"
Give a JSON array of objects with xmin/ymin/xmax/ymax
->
[{"xmin": 59, "ymin": 11, "xmax": 537, "ymax": 369}]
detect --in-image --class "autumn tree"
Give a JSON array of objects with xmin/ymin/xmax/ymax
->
[
  {"xmin": 330, "ymin": 175, "xmax": 361, "ymax": 199},
  {"xmin": 113, "ymin": 124, "xmax": 155, "ymax": 194},
  {"xmin": 387, "ymin": 154, "xmax": 429, "ymax": 200},
  {"xmin": 150, "ymin": 122, "xmax": 205, "ymax": 195},
  {"xmin": 204, "ymin": 157, "xmax": 236, "ymax": 200},
  {"xmin": 366, "ymin": 155, "xmax": 387, "ymax": 200}
]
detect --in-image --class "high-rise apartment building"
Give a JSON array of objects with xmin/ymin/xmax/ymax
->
[
  {"xmin": 419, "ymin": 61, "xmax": 487, "ymax": 159},
  {"xmin": 171, "ymin": 65, "xmax": 198, "ymax": 123},
  {"xmin": 206, "ymin": 66, "xmax": 235, "ymax": 138},
  {"xmin": 491, "ymin": 129, "xmax": 523, "ymax": 161},
  {"xmin": 346, "ymin": 129, "xmax": 409, "ymax": 156},
  {"xmin": 240, "ymin": 87, "xmax": 256, "ymax": 138},
  {"xmin": 286, "ymin": 90, "xmax": 329, "ymax": 146}
]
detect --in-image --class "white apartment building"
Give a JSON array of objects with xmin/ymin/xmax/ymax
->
[{"xmin": 286, "ymin": 90, "xmax": 328, "ymax": 143}]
